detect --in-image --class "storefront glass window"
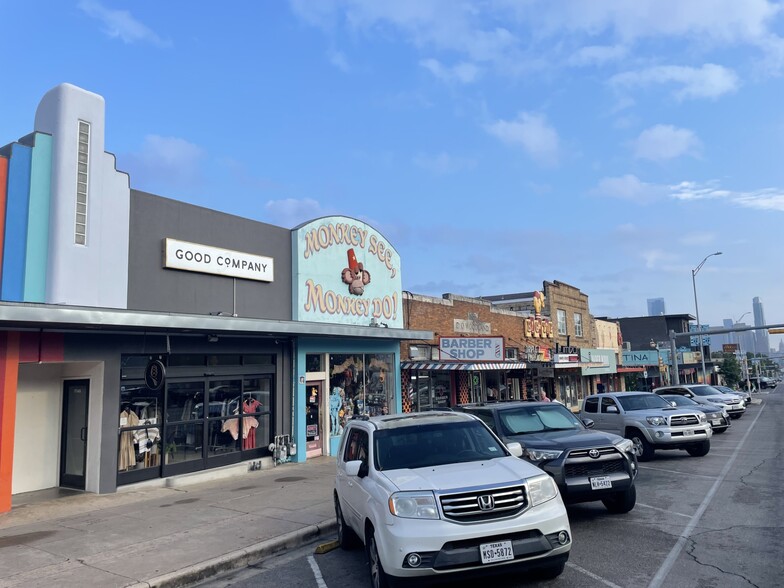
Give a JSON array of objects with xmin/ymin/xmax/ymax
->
[
  {"xmin": 118, "ymin": 384, "xmax": 162, "ymax": 472},
  {"xmin": 432, "ymin": 373, "xmax": 451, "ymax": 407},
  {"xmin": 329, "ymin": 353, "xmax": 394, "ymax": 437},
  {"xmin": 306, "ymin": 354, "xmax": 323, "ymax": 373}
]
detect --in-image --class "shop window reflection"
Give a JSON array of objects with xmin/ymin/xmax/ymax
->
[{"xmin": 329, "ymin": 353, "xmax": 393, "ymax": 437}]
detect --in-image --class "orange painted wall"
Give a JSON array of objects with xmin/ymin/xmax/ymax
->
[{"xmin": 0, "ymin": 331, "xmax": 20, "ymax": 513}]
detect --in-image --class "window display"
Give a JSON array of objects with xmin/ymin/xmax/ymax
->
[
  {"xmin": 329, "ymin": 353, "xmax": 393, "ymax": 437},
  {"xmin": 118, "ymin": 384, "xmax": 162, "ymax": 472}
]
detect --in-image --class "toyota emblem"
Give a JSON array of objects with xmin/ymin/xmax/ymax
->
[{"xmin": 588, "ymin": 449, "xmax": 600, "ymax": 459}]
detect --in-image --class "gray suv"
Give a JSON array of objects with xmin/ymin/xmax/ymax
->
[
  {"xmin": 653, "ymin": 384, "xmax": 745, "ymax": 419},
  {"xmin": 457, "ymin": 401, "xmax": 638, "ymax": 513},
  {"xmin": 580, "ymin": 392, "xmax": 712, "ymax": 461}
]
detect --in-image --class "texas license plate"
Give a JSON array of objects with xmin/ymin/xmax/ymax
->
[
  {"xmin": 480, "ymin": 540, "xmax": 514, "ymax": 564},
  {"xmin": 590, "ymin": 476, "xmax": 612, "ymax": 490},
  {"xmin": 684, "ymin": 429, "xmax": 694, "ymax": 436}
]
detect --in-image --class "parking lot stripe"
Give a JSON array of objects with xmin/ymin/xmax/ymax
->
[
  {"xmin": 635, "ymin": 503, "xmax": 692, "ymax": 518},
  {"xmin": 567, "ymin": 561, "xmax": 624, "ymax": 588},
  {"xmin": 637, "ymin": 465, "xmax": 715, "ymax": 479},
  {"xmin": 307, "ymin": 554, "xmax": 328, "ymax": 588},
  {"xmin": 648, "ymin": 404, "xmax": 767, "ymax": 588}
]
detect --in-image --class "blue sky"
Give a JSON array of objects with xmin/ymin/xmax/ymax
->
[{"xmin": 2, "ymin": 1, "xmax": 783, "ymax": 350}]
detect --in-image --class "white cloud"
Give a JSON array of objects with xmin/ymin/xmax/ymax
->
[
  {"xmin": 122, "ymin": 135, "xmax": 205, "ymax": 188},
  {"xmin": 420, "ymin": 58, "xmax": 480, "ymax": 84},
  {"xmin": 568, "ymin": 44, "xmax": 627, "ymax": 67},
  {"xmin": 672, "ymin": 181, "xmax": 784, "ymax": 211},
  {"xmin": 641, "ymin": 248, "xmax": 678, "ymax": 270},
  {"xmin": 679, "ymin": 232, "xmax": 717, "ymax": 246},
  {"xmin": 328, "ymin": 49, "xmax": 350, "ymax": 72},
  {"xmin": 632, "ymin": 124, "xmax": 702, "ymax": 161},
  {"xmin": 591, "ymin": 174, "xmax": 668, "ymax": 203},
  {"xmin": 611, "ymin": 64, "xmax": 740, "ymax": 100},
  {"xmin": 413, "ymin": 152, "xmax": 477, "ymax": 174},
  {"xmin": 265, "ymin": 198, "xmax": 326, "ymax": 228},
  {"xmin": 78, "ymin": 0, "xmax": 170, "ymax": 46},
  {"xmin": 484, "ymin": 112, "xmax": 559, "ymax": 166}
]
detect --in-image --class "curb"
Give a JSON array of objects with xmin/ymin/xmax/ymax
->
[{"xmin": 125, "ymin": 519, "xmax": 337, "ymax": 588}]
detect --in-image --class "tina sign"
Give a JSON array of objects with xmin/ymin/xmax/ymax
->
[{"xmin": 292, "ymin": 216, "xmax": 403, "ymax": 328}]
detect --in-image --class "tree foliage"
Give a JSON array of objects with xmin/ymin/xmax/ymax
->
[{"xmin": 718, "ymin": 353, "xmax": 742, "ymax": 388}]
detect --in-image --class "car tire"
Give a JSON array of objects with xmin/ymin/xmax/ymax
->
[
  {"xmin": 367, "ymin": 528, "xmax": 391, "ymax": 588},
  {"xmin": 335, "ymin": 496, "xmax": 358, "ymax": 549},
  {"xmin": 601, "ymin": 484, "xmax": 636, "ymax": 514},
  {"xmin": 536, "ymin": 561, "xmax": 566, "ymax": 580},
  {"xmin": 730, "ymin": 414, "xmax": 742, "ymax": 420},
  {"xmin": 713, "ymin": 427, "xmax": 727, "ymax": 434},
  {"xmin": 627, "ymin": 429, "xmax": 655, "ymax": 462},
  {"xmin": 687, "ymin": 440, "xmax": 710, "ymax": 457}
]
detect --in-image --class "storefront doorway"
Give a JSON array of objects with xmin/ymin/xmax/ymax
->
[
  {"xmin": 60, "ymin": 379, "xmax": 90, "ymax": 490},
  {"xmin": 306, "ymin": 382, "xmax": 323, "ymax": 457}
]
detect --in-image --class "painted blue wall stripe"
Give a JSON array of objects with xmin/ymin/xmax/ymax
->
[
  {"xmin": 23, "ymin": 133, "xmax": 52, "ymax": 302},
  {"xmin": 1, "ymin": 143, "xmax": 32, "ymax": 302}
]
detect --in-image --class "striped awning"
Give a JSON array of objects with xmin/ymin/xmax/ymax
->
[{"xmin": 401, "ymin": 361, "xmax": 527, "ymax": 371}]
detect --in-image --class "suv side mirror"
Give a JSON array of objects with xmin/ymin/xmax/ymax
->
[
  {"xmin": 684, "ymin": 392, "xmax": 693, "ymax": 398},
  {"xmin": 605, "ymin": 405, "xmax": 619, "ymax": 414},
  {"xmin": 669, "ymin": 401, "xmax": 677, "ymax": 407},
  {"xmin": 582, "ymin": 418, "xmax": 595, "ymax": 429},
  {"xmin": 505, "ymin": 442, "xmax": 523, "ymax": 458},
  {"xmin": 345, "ymin": 460, "xmax": 368, "ymax": 478}
]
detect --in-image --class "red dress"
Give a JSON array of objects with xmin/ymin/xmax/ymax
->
[{"xmin": 242, "ymin": 399, "xmax": 262, "ymax": 450}]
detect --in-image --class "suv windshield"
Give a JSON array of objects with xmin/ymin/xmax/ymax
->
[
  {"xmin": 690, "ymin": 385, "xmax": 723, "ymax": 397},
  {"xmin": 661, "ymin": 395, "xmax": 696, "ymax": 407},
  {"xmin": 373, "ymin": 421, "xmax": 506, "ymax": 471},
  {"xmin": 616, "ymin": 394, "xmax": 671, "ymax": 411},
  {"xmin": 496, "ymin": 404, "xmax": 584, "ymax": 435}
]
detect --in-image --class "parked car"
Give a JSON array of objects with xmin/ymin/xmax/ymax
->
[
  {"xmin": 759, "ymin": 377, "xmax": 776, "ymax": 389},
  {"xmin": 653, "ymin": 385, "xmax": 745, "ymax": 419},
  {"xmin": 659, "ymin": 394, "xmax": 731, "ymax": 434},
  {"xmin": 579, "ymin": 392, "xmax": 712, "ymax": 462},
  {"xmin": 335, "ymin": 412, "xmax": 571, "ymax": 587},
  {"xmin": 456, "ymin": 401, "xmax": 637, "ymax": 513},
  {"xmin": 713, "ymin": 385, "xmax": 750, "ymax": 405}
]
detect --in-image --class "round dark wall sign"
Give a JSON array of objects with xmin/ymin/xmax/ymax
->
[{"xmin": 145, "ymin": 359, "xmax": 166, "ymax": 391}]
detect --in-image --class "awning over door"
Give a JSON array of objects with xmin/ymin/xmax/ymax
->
[{"xmin": 401, "ymin": 361, "xmax": 528, "ymax": 371}]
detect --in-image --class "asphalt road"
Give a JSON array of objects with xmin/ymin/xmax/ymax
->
[{"xmin": 197, "ymin": 386, "xmax": 782, "ymax": 588}]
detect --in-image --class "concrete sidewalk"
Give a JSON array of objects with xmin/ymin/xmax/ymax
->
[{"xmin": 0, "ymin": 458, "xmax": 337, "ymax": 588}]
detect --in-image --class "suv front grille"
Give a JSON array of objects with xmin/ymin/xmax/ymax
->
[
  {"xmin": 669, "ymin": 415, "xmax": 699, "ymax": 426},
  {"xmin": 440, "ymin": 485, "xmax": 526, "ymax": 522},
  {"xmin": 565, "ymin": 446, "xmax": 625, "ymax": 478}
]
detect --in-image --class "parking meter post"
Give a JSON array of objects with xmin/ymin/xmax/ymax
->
[{"xmin": 669, "ymin": 330, "xmax": 680, "ymax": 385}]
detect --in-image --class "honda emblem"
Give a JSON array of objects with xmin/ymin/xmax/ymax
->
[{"xmin": 477, "ymin": 494, "xmax": 495, "ymax": 511}]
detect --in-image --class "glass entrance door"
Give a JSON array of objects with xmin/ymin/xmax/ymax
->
[{"xmin": 60, "ymin": 380, "xmax": 89, "ymax": 489}]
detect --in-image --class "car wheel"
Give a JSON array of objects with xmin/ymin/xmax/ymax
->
[
  {"xmin": 713, "ymin": 427, "xmax": 727, "ymax": 434},
  {"xmin": 687, "ymin": 439, "xmax": 710, "ymax": 457},
  {"xmin": 601, "ymin": 484, "xmax": 636, "ymax": 514},
  {"xmin": 536, "ymin": 561, "xmax": 566, "ymax": 580},
  {"xmin": 367, "ymin": 528, "xmax": 390, "ymax": 588},
  {"xmin": 335, "ymin": 496, "xmax": 358, "ymax": 549},
  {"xmin": 730, "ymin": 414, "xmax": 742, "ymax": 420},
  {"xmin": 627, "ymin": 430, "xmax": 655, "ymax": 462}
]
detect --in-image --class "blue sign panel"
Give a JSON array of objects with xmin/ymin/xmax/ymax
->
[{"xmin": 622, "ymin": 350, "xmax": 671, "ymax": 366}]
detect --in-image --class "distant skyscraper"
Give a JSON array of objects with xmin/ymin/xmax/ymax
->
[
  {"xmin": 647, "ymin": 298, "xmax": 666, "ymax": 316},
  {"xmin": 753, "ymin": 297, "xmax": 769, "ymax": 354}
]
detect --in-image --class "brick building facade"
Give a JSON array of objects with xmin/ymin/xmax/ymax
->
[{"xmin": 400, "ymin": 293, "xmax": 556, "ymax": 409}]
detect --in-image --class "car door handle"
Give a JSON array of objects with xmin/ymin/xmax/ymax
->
[{"xmin": 80, "ymin": 427, "xmax": 87, "ymax": 442}]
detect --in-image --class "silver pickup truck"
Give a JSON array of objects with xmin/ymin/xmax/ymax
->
[{"xmin": 579, "ymin": 392, "xmax": 712, "ymax": 461}]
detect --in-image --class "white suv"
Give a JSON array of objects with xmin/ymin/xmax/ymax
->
[{"xmin": 334, "ymin": 412, "xmax": 571, "ymax": 587}]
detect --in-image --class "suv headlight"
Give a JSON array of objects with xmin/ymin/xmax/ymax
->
[
  {"xmin": 388, "ymin": 492, "xmax": 440, "ymax": 519},
  {"xmin": 523, "ymin": 448, "xmax": 563, "ymax": 462},
  {"xmin": 722, "ymin": 410, "xmax": 729, "ymax": 417},
  {"xmin": 614, "ymin": 438, "xmax": 634, "ymax": 454},
  {"xmin": 646, "ymin": 416, "xmax": 667, "ymax": 426},
  {"xmin": 528, "ymin": 474, "xmax": 558, "ymax": 506},
  {"xmin": 697, "ymin": 413, "xmax": 707, "ymax": 423}
]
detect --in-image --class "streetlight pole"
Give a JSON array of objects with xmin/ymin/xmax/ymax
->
[
  {"xmin": 735, "ymin": 311, "xmax": 751, "ymax": 392},
  {"xmin": 692, "ymin": 251, "xmax": 722, "ymax": 385}
]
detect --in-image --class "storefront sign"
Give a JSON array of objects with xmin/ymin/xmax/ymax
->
[
  {"xmin": 524, "ymin": 345, "xmax": 552, "ymax": 362},
  {"xmin": 722, "ymin": 344, "xmax": 739, "ymax": 353},
  {"xmin": 144, "ymin": 359, "xmax": 166, "ymax": 391},
  {"xmin": 554, "ymin": 353, "xmax": 579, "ymax": 364},
  {"xmin": 524, "ymin": 316, "xmax": 554, "ymax": 339},
  {"xmin": 681, "ymin": 351, "xmax": 702, "ymax": 364},
  {"xmin": 439, "ymin": 337, "xmax": 503, "ymax": 361},
  {"xmin": 580, "ymin": 348, "xmax": 617, "ymax": 375},
  {"xmin": 293, "ymin": 217, "xmax": 403, "ymax": 328},
  {"xmin": 454, "ymin": 316, "xmax": 491, "ymax": 335},
  {"xmin": 622, "ymin": 349, "xmax": 672, "ymax": 367},
  {"xmin": 163, "ymin": 238, "xmax": 274, "ymax": 282}
]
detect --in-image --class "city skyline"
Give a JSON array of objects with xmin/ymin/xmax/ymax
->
[{"xmin": 647, "ymin": 298, "xmax": 667, "ymax": 317}]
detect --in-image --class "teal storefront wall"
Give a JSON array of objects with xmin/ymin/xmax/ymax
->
[{"xmin": 296, "ymin": 337, "xmax": 401, "ymax": 460}]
